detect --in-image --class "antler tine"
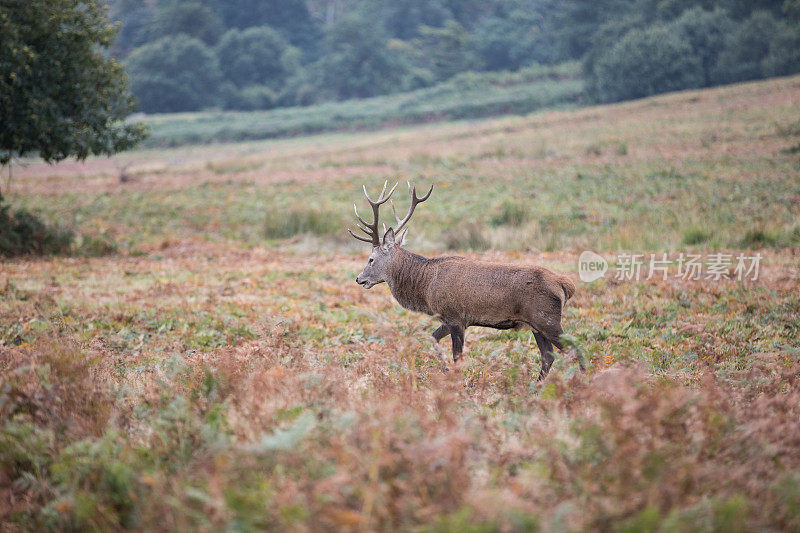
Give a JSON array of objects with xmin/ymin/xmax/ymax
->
[
  {"xmin": 362, "ymin": 180, "xmax": 398, "ymax": 204},
  {"xmin": 416, "ymin": 182, "xmax": 434, "ymax": 202},
  {"xmin": 378, "ymin": 183, "xmax": 398, "ymax": 204},
  {"xmin": 390, "ymin": 200, "xmax": 402, "ymax": 226},
  {"xmin": 390, "ymin": 180, "xmax": 413, "ymax": 226},
  {"xmin": 361, "ymin": 182, "xmax": 380, "ymax": 204},
  {"xmin": 356, "ymin": 223, "xmax": 373, "ymax": 237},
  {"xmin": 347, "ymin": 228, "xmax": 373, "ymax": 243},
  {"xmin": 396, "ymin": 227, "xmax": 409, "ymax": 245},
  {"xmin": 393, "ymin": 182, "xmax": 434, "ymax": 235},
  {"xmin": 350, "ymin": 181, "xmax": 400, "ymax": 246},
  {"xmin": 353, "ymin": 203, "xmax": 371, "ymax": 228}
]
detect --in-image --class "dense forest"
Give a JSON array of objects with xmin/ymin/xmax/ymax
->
[{"xmin": 109, "ymin": 0, "xmax": 800, "ymax": 113}]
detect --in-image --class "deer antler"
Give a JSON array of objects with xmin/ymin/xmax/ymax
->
[
  {"xmin": 390, "ymin": 181, "xmax": 434, "ymax": 244},
  {"xmin": 348, "ymin": 180, "xmax": 398, "ymax": 246}
]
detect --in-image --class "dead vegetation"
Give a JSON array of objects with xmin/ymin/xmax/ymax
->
[
  {"xmin": 1, "ymin": 246, "xmax": 798, "ymax": 531},
  {"xmin": 2, "ymin": 76, "xmax": 800, "ymax": 530},
  {"xmin": 1, "ymin": 319, "xmax": 799, "ymax": 530}
]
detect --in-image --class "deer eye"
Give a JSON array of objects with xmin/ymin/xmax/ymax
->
[{"xmin": 369, "ymin": 258, "xmax": 374, "ymax": 264}]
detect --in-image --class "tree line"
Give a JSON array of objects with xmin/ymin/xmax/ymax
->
[{"xmin": 110, "ymin": 0, "xmax": 800, "ymax": 113}]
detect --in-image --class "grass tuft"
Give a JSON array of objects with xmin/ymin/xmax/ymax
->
[
  {"xmin": 490, "ymin": 201, "xmax": 530, "ymax": 227},
  {"xmin": 740, "ymin": 227, "xmax": 781, "ymax": 248},
  {"xmin": 683, "ymin": 227, "xmax": 711, "ymax": 245},
  {"xmin": 264, "ymin": 207, "xmax": 344, "ymax": 239}
]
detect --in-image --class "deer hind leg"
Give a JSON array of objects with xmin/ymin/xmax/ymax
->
[
  {"xmin": 533, "ymin": 330, "xmax": 556, "ymax": 380},
  {"xmin": 432, "ymin": 324, "xmax": 450, "ymax": 342},
  {"xmin": 449, "ymin": 324, "xmax": 465, "ymax": 363}
]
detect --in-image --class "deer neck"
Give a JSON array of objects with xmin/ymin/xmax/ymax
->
[{"xmin": 386, "ymin": 247, "xmax": 434, "ymax": 315}]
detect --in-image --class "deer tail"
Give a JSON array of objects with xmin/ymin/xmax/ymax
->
[{"xmin": 558, "ymin": 275, "xmax": 575, "ymax": 304}]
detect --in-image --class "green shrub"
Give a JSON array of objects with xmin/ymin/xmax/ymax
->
[
  {"xmin": 791, "ymin": 225, "xmax": 800, "ymax": 244},
  {"xmin": 224, "ymin": 84, "xmax": 278, "ymax": 111},
  {"xmin": 660, "ymin": 495, "xmax": 749, "ymax": 533},
  {"xmin": 773, "ymin": 473, "xmax": 800, "ymax": 530},
  {"xmin": 50, "ymin": 437, "xmax": 140, "ymax": 529},
  {"xmin": 240, "ymin": 85, "xmax": 278, "ymax": 110},
  {"xmin": 0, "ymin": 193, "xmax": 73, "ymax": 256},
  {"xmin": 782, "ymin": 142, "xmax": 800, "ymax": 154}
]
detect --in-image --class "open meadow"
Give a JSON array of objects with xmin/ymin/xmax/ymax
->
[{"xmin": 2, "ymin": 76, "xmax": 800, "ymax": 530}]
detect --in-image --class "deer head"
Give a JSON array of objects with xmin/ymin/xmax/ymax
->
[{"xmin": 350, "ymin": 180, "xmax": 433, "ymax": 289}]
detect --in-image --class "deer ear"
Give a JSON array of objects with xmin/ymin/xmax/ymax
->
[{"xmin": 382, "ymin": 227, "xmax": 396, "ymax": 250}]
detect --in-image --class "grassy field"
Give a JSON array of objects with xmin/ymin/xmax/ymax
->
[{"xmin": 2, "ymin": 76, "xmax": 800, "ymax": 531}]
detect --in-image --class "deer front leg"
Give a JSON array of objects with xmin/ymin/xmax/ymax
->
[
  {"xmin": 533, "ymin": 331, "xmax": 555, "ymax": 380},
  {"xmin": 431, "ymin": 324, "xmax": 451, "ymax": 370}
]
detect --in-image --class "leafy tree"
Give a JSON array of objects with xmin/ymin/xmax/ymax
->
[
  {"xmin": 638, "ymin": 0, "xmax": 718, "ymax": 21},
  {"xmin": 721, "ymin": 0, "xmax": 785, "ymax": 19},
  {"xmin": 762, "ymin": 20, "xmax": 800, "ymax": 76},
  {"xmin": 594, "ymin": 25, "xmax": 704, "ymax": 102},
  {"xmin": 314, "ymin": 14, "xmax": 411, "ymax": 100},
  {"xmin": 440, "ymin": 0, "xmax": 496, "ymax": 30},
  {"xmin": 377, "ymin": 0, "xmax": 450, "ymax": 39},
  {"xmin": 96, "ymin": 0, "xmax": 800, "ymax": 115},
  {"xmin": 147, "ymin": 2, "xmax": 224, "ymax": 46},
  {"xmin": 0, "ymin": 0, "xmax": 147, "ymax": 164},
  {"xmin": 126, "ymin": 35, "xmax": 223, "ymax": 113},
  {"xmin": 417, "ymin": 20, "xmax": 478, "ymax": 81},
  {"xmin": 667, "ymin": 7, "xmax": 735, "ymax": 86},
  {"xmin": 714, "ymin": 11, "xmax": 779, "ymax": 83},
  {"xmin": 108, "ymin": 0, "xmax": 154, "ymax": 56},
  {"xmin": 474, "ymin": 16, "xmax": 520, "ymax": 71},
  {"xmin": 582, "ymin": 16, "xmax": 644, "ymax": 101},
  {"xmin": 205, "ymin": 0, "xmax": 321, "ymax": 54},
  {"xmin": 551, "ymin": 0, "xmax": 634, "ymax": 61},
  {"xmin": 216, "ymin": 26, "xmax": 298, "ymax": 90},
  {"xmin": 474, "ymin": 1, "xmax": 557, "ymax": 70},
  {"xmin": 784, "ymin": 0, "xmax": 800, "ymax": 21}
]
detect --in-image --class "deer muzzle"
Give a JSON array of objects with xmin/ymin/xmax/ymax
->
[{"xmin": 355, "ymin": 275, "xmax": 375, "ymax": 289}]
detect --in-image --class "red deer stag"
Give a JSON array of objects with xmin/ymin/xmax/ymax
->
[{"xmin": 350, "ymin": 181, "xmax": 577, "ymax": 378}]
